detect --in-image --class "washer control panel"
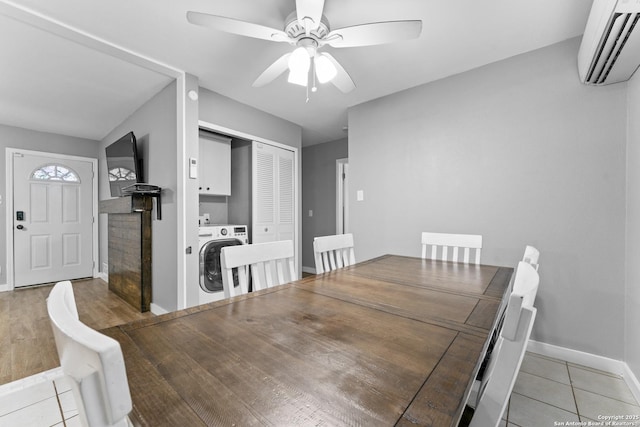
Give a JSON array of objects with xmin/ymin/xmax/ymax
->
[{"xmin": 198, "ymin": 225, "xmax": 248, "ymax": 242}]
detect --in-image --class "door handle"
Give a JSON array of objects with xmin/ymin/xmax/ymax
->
[{"xmin": 16, "ymin": 225, "xmax": 24, "ymax": 230}]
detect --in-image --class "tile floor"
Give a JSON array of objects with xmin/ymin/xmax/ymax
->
[
  {"xmin": 503, "ymin": 352, "xmax": 640, "ymax": 427},
  {"xmin": 0, "ymin": 352, "xmax": 639, "ymax": 426},
  {"xmin": 0, "ymin": 368, "xmax": 79, "ymax": 426}
]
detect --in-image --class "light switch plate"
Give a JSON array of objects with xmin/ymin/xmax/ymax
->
[{"xmin": 357, "ymin": 190, "xmax": 364, "ymax": 201}]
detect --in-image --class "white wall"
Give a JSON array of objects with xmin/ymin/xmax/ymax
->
[
  {"xmin": 348, "ymin": 38, "xmax": 627, "ymax": 360},
  {"xmin": 99, "ymin": 81, "xmax": 178, "ymax": 311},
  {"xmin": 626, "ymin": 73, "xmax": 640, "ymax": 379},
  {"xmin": 0, "ymin": 124, "xmax": 99, "ymax": 287}
]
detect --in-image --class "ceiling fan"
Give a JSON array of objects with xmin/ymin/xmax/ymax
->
[{"xmin": 186, "ymin": 0, "xmax": 422, "ymax": 94}]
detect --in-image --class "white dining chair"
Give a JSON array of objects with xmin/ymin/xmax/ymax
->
[
  {"xmin": 522, "ymin": 245, "xmax": 540, "ymax": 270},
  {"xmin": 469, "ymin": 293, "xmax": 537, "ymax": 427},
  {"xmin": 313, "ymin": 233, "xmax": 356, "ymax": 274},
  {"xmin": 221, "ymin": 240, "xmax": 296, "ymax": 298},
  {"xmin": 421, "ymin": 232, "xmax": 483, "ymax": 264},
  {"xmin": 47, "ymin": 281, "xmax": 133, "ymax": 427},
  {"xmin": 470, "ymin": 261, "xmax": 539, "ymax": 406}
]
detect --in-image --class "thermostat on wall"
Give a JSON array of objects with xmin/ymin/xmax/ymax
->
[{"xmin": 189, "ymin": 157, "xmax": 197, "ymax": 179}]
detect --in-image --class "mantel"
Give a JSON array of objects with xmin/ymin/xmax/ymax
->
[{"xmin": 99, "ymin": 193, "xmax": 155, "ymax": 216}]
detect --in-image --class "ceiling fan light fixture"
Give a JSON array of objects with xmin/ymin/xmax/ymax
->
[
  {"xmin": 287, "ymin": 46, "xmax": 310, "ymax": 86},
  {"xmin": 288, "ymin": 69, "xmax": 308, "ymax": 86},
  {"xmin": 315, "ymin": 55, "xmax": 337, "ymax": 83}
]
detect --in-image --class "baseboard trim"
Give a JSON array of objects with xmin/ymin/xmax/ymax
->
[
  {"xmin": 0, "ymin": 283, "xmax": 9, "ymax": 292},
  {"xmin": 150, "ymin": 303, "xmax": 169, "ymax": 315},
  {"xmin": 302, "ymin": 266, "xmax": 316, "ymax": 275},
  {"xmin": 527, "ymin": 340, "xmax": 625, "ymax": 375},
  {"xmin": 97, "ymin": 272, "xmax": 108, "ymax": 282},
  {"xmin": 527, "ymin": 340, "xmax": 640, "ymax": 403},
  {"xmin": 623, "ymin": 362, "xmax": 640, "ymax": 405}
]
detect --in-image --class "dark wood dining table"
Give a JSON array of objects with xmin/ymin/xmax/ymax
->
[{"xmin": 102, "ymin": 254, "xmax": 513, "ymax": 427}]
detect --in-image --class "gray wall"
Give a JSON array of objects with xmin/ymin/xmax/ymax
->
[
  {"xmin": 626, "ymin": 73, "xmax": 640, "ymax": 379},
  {"xmin": 301, "ymin": 138, "xmax": 348, "ymax": 269},
  {"xmin": 348, "ymin": 38, "xmax": 627, "ymax": 360},
  {"xmin": 228, "ymin": 139, "xmax": 252, "ymax": 236},
  {"xmin": 99, "ymin": 81, "xmax": 178, "ymax": 311},
  {"xmin": 0, "ymin": 124, "xmax": 99, "ymax": 286},
  {"xmin": 199, "ymin": 89, "xmax": 302, "ymax": 149}
]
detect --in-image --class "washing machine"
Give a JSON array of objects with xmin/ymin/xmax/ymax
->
[{"xmin": 198, "ymin": 224, "xmax": 248, "ymax": 304}]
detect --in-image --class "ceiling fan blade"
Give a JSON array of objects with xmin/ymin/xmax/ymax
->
[
  {"xmin": 326, "ymin": 20, "xmax": 422, "ymax": 48},
  {"xmin": 296, "ymin": 0, "xmax": 325, "ymax": 34},
  {"xmin": 253, "ymin": 53, "xmax": 292, "ymax": 87},
  {"xmin": 320, "ymin": 52, "xmax": 355, "ymax": 93},
  {"xmin": 187, "ymin": 11, "xmax": 289, "ymax": 43}
]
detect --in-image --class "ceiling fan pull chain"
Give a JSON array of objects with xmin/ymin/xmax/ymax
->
[{"xmin": 311, "ymin": 57, "xmax": 318, "ymax": 93}]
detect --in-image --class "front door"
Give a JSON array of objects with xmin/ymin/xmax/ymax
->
[{"xmin": 12, "ymin": 152, "xmax": 94, "ymax": 287}]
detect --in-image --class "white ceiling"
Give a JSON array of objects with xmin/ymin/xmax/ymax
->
[{"xmin": 0, "ymin": 0, "xmax": 593, "ymax": 146}]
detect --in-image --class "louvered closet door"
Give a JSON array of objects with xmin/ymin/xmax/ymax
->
[{"xmin": 252, "ymin": 142, "xmax": 295, "ymax": 245}]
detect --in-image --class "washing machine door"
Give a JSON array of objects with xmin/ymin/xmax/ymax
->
[{"xmin": 200, "ymin": 239, "xmax": 243, "ymax": 292}]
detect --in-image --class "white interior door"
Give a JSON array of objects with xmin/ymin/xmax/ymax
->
[
  {"xmin": 12, "ymin": 152, "xmax": 94, "ymax": 287},
  {"xmin": 252, "ymin": 141, "xmax": 295, "ymax": 245}
]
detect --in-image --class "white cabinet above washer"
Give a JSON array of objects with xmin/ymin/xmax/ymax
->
[{"xmin": 199, "ymin": 130, "xmax": 231, "ymax": 196}]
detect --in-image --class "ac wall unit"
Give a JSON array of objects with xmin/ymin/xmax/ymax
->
[{"xmin": 578, "ymin": 0, "xmax": 640, "ymax": 85}]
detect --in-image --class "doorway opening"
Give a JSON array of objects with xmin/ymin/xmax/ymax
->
[{"xmin": 336, "ymin": 158, "xmax": 349, "ymax": 234}]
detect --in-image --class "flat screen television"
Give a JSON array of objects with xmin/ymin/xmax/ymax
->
[{"xmin": 105, "ymin": 131, "xmax": 142, "ymax": 197}]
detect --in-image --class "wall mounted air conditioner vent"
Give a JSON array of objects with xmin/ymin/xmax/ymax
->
[{"xmin": 578, "ymin": 0, "xmax": 640, "ymax": 85}]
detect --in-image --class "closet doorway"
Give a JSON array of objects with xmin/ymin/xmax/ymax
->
[{"xmin": 336, "ymin": 158, "xmax": 349, "ymax": 234}]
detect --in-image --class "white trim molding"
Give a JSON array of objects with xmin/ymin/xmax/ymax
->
[
  {"xmin": 624, "ymin": 363, "xmax": 640, "ymax": 405},
  {"xmin": 150, "ymin": 303, "xmax": 169, "ymax": 315},
  {"xmin": 302, "ymin": 266, "xmax": 316, "ymax": 275},
  {"xmin": 528, "ymin": 340, "xmax": 640, "ymax": 403},
  {"xmin": 528, "ymin": 340, "xmax": 625, "ymax": 375}
]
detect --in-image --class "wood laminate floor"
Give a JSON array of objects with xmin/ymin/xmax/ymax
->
[{"xmin": 0, "ymin": 278, "xmax": 154, "ymax": 385}]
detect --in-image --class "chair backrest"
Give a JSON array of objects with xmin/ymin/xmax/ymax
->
[
  {"xmin": 47, "ymin": 281, "xmax": 132, "ymax": 427},
  {"xmin": 221, "ymin": 240, "xmax": 296, "ymax": 298},
  {"xmin": 522, "ymin": 245, "xmax": 540, "ymax": 270},
  {"xmin": 511, "ymin": 261, "xmax": 540, "ymax": 308},
  {"xmin": 470, "ymin": 293, "xmax": 537, "ymax": 427},
  {"xmin": 313, "ymin": 233, "xmax": 356, "ymax": 274},
  {"xmin": 421, "ymin": 232, "xmax": 483, "ymax": 264}
]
